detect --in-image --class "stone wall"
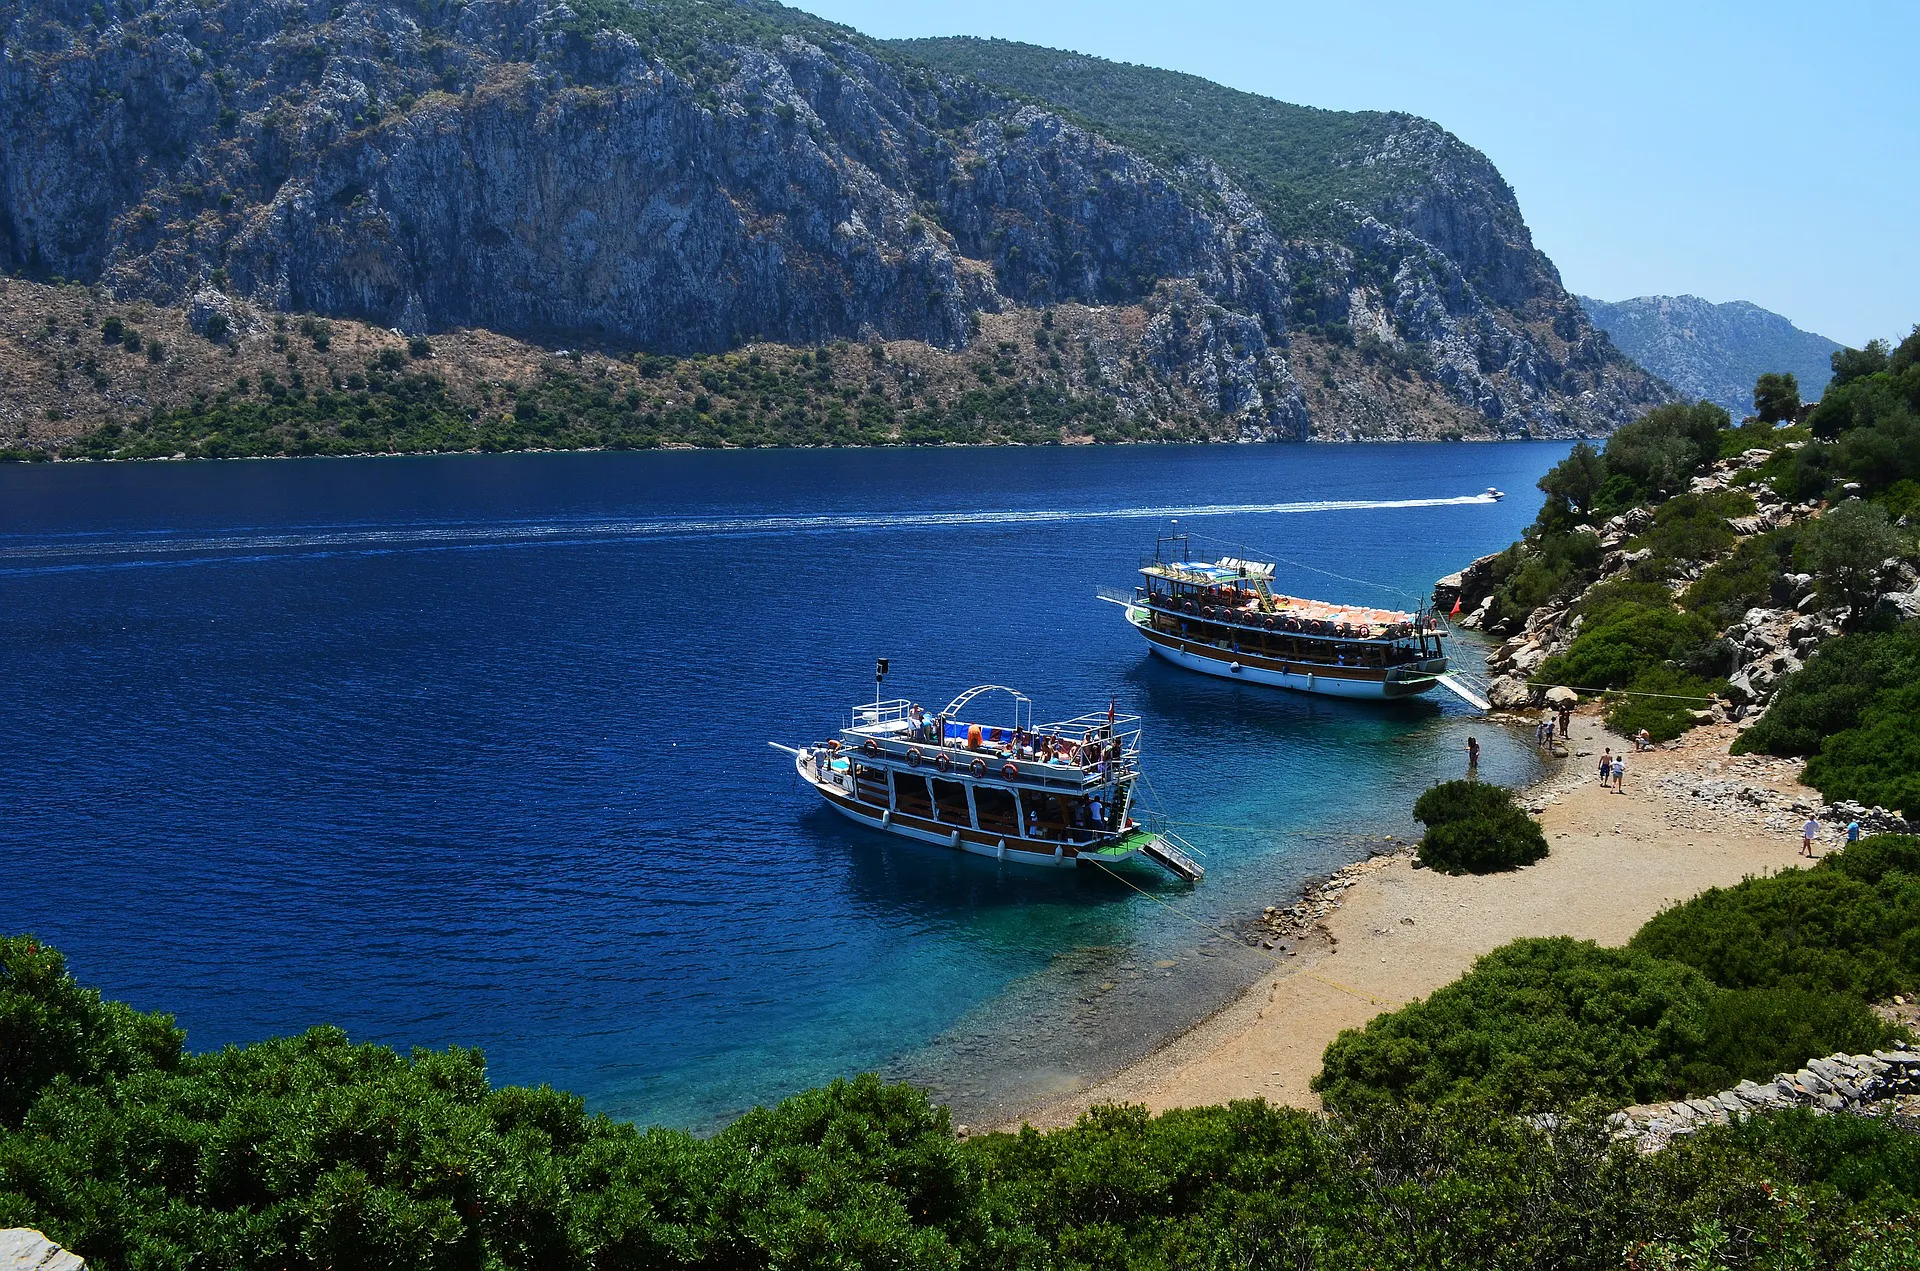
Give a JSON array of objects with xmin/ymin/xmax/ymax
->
[{"xmin": 1613, "ymin": 1045, "xmax": 1920, "ymax": 1152}]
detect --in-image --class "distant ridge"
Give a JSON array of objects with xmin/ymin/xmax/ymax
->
[{"xmin": 1577, "ymin": 295, "xmax": 1842, "ymax": 416}]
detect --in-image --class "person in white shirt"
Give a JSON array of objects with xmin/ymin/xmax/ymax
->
[{"xmin": 1801, "ymin": 817, "xmax": 1821, "ymax": 857}]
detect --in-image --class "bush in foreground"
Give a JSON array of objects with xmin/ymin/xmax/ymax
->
[
  {"xmin": 1314, "ymin": 938, "xmax": 1716, "ymax": 1113},
  {"xmin": 4, "ymin": 935, "xmax": 1920, "ymax": 1269},
  {"xmin": 1411, "ymin": 780, "xmax": 1548, "ymax": 874},
  {"xmin": 1629, "ymin": 851, "xmax": 1920, "ymax": 1000},
  {"xmin": 1319, "ymin": 838, "xmax": 1920, "ymax": 1119}
]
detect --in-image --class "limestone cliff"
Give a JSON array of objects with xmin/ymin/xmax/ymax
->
[{"xmin": 0, "ymin": 0, "xmax": 1670, "ymax": 443}]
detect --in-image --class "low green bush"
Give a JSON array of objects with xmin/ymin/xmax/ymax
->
[
  {"xmin": 1628, "ymin": 490, "xmax": 1754, "ymax": 567},
  {"xmin": 6, "ymin": 935, "xmax": 1920, "ymax": 1269},
  {"xmin": 1410, "ymin": 781, "xmax": 1548, "ymax": 874},
  {"xmin": 1537, "ymin": 602, "xmax": 1717, "ymax": 691},
  {"xmin": 1628, "ymin": 859, "xmax": 1920, "ymax": 1001},
  {"xmin": 1682, "ymin": 526, "xmax": 1799, "ymax": 628},
  {"xmin": 1735, "ymin": 623, "xmax": 1920, "ymax": 757},
  {"xmin": 1686, "ymin": 988, "xmax": 1893, "ymax": 1095},
  {"xmin": 1603, "ymin": 667, "xmax": 1729, "ymax": 743},
  {"xmin": 1314, "ymin": 938, "xmax": 1718, "ymax": 1113},
  {"xmin": 1321, "ymin": 834, "xmax": 1920, "ymax": 1117},
  {"xmin": 1823, "ymin": 833, "xmax": 1920, "ymax": 885},
  {"xmin": 1802, "ymin": 681, "xmax": 1920, "ymax": 816}
]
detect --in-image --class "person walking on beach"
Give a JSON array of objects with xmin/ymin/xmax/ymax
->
[
  {"xmin": 1801, "ymin": 817, "xmax": 1821, "ymax": 857},
  {"xmin": 1558, "ymin": 704, "xmax": 1573, "ymax": 740},
  {"xmin": 1611, "ymin": 754, "xmax": 1625, "ymax": 792},
  {"xmin": 1598, "ymin": 748, "xmax": 1613, "ymax": 785},
  {"xmin": 1466, "ymin": 735, "xmax": 1480, "ymax": 773}
]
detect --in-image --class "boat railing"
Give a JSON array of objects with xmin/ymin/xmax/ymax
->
[
  {"xmin": 848, "ymin": 698, "xmax": 915, "ymax": 729},
  {"xmin": 836, "ymin": 726, "xmax": 1139, "ymax": 786}
]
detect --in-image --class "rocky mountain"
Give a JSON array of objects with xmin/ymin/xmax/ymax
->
[
  {"xmin": 1578, "ymin": 295, "xmax": 1842, "ymax": 417},
  {"xmin": 0, "ymin": 0, "xmax": 1669, "ymax": 453}
]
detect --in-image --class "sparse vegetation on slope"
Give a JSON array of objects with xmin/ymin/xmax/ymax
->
[{"xmin": 0, "ymin": 282, "xmax": 1230, "ymax": 458}]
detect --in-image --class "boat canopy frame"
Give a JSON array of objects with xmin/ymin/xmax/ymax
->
[{"xmin": 940, "ymin": 684, "xmax": 1033, "ymax": 733}]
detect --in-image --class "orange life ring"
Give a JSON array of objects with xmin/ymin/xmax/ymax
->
[
  {"xmin": 907, "ymin": 747, "xmax": 923, "ymax": 767},
  {"xmin": 1001, "ymin": 761, "xmax": 1019, "ymax": 779},
  {"xmin": 862, "ymin": 739, "xmax": 879, "ymax": 756},
  {"xmin": 969, "ymin": 758, "xmax": 987, "ymax": 777},
  {"xmin": 934, "ymin": 752, "xmax": 951, "ymax": 773},
  {"xmin": 1263, "ymin": 616, "xmax": 1275, "ymax": 630}
]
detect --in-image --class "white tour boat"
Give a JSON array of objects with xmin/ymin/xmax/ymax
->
[
  {"xmin": 1106, "ymin": 533, "xmax": 1486, "ymax": 707},
  {"xmin": 773, "ymin": 680, "xmax": 1203, "ymax": 880}
]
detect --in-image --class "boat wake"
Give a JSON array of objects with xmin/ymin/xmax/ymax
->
[{"xmin": 0, "ymin": 493, "xmax": 1499, "ymax": 575}]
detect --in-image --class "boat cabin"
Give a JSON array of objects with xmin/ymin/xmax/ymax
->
[
  {"xmin": 810, "ymin": 687, "xmax": 1141, "ymax": 848},
  {"xmin": 1135, "ymin": 546, "xmax": 1446, "ymax": 671}
]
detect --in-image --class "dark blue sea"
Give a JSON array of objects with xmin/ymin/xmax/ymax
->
[{"xmin": 0, "ymin": 443, "xmax": 1562, "ymax": 1129}]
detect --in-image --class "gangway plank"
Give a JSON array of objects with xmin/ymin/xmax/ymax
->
[{"xmin": 1434, "ymin": 673, "xmax": 1491, "ymax": 711}]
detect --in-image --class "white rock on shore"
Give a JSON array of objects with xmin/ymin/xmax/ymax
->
[{"xmin": 0, "ymin": 1230, "xmax": 85, "ymax": 1271}]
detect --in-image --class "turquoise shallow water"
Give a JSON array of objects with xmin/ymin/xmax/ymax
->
[{"xmin": 0, "ymin": 442, "xmax": 1559, "ymax": 1129}]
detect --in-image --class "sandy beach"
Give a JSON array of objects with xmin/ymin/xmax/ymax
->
[{"xmin": 1003, "ymin": 711, "xmax": 1821, "ymax": 1130}]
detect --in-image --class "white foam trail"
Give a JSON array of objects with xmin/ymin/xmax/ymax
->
[{"xmin": 0, "ymin": 493, "xmax": 1499, "ymax": 569}]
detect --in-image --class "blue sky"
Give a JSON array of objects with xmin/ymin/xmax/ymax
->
[{"xmin": 797, "ymin": 0, "xmax": 1915, "ymax": 348}]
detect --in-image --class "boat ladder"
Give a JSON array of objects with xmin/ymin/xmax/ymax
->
[{"xmin": 1141, "ymin": 823, "xmax": 1205, "ymax": 882}]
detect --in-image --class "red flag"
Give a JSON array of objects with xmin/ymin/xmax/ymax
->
[{"xmin": 1450, "ymin": 596, "xmax": 1462, "ymax": 616}]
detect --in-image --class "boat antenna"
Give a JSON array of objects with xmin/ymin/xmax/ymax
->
[{"xmin": 875, "ymin": 657, "xmax": 888, "ymax": 713}]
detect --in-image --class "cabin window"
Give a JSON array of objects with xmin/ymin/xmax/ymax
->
[
  {"xmin": 931, "ymin": 778, "xmax": 972, "ymax": 826},
  {"xmin": 974, "ymin": 786, "xmax": 1019, "ymax": 834},
  {"xmin": 894, "ymin": 775, "xmax": 935, "ymax": 819}
]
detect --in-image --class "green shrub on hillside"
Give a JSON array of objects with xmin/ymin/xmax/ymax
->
[
  {"xmin": 1823, "ymin": 833, "xmax": 1920, "ymax": 885},
  {"xmin": 1628, "ymin": 862, "xmax": 1920, "ymax": 1001},
  {"xmin": 1410, "ymin": 781, "xmax": 1548, "ymax": 874},
  {"xmin": 0, "ymin": 938, "xmax": 183, "ymax": 1128},
  {"xmin": 1682, "ymin": 526, "xmax": 1799, "ymax": 627},
  {"xmin": 1481, "ymin": 532, "xmax": 1603, "ymax": 631},
  {"xmin": 1602, "ymin": 667, "xmax": 1729, "ymax": 743},
  {"xmin": 1321, "ymin": 836, "xmax": 1920, "ymax": 1117},
  {"xmin": 1688, "ymin": 988, "xmax": 1893, "ymax": 1095},
  {"xmin": 1536, "ymin": 602, "xmax": 1717, "ymax": 691},
  {"xmin": 1628, "ymin": 490, "xmax": 1754, "ymax": 568},
  {"xmin": 1314, "ymin": 938, "xmax": 1718, "ymax": 1113},
  {"xmin": 1602, "ymin": 402, "xmax": 1731, "ymax": 503},
  {"xmin": 1735, "ymin": 623, "xmax": 1920, "ymax": 757},
  {"xmin": 1802, "ymin": 681, "xmax": 1920, "ymax": 816}
]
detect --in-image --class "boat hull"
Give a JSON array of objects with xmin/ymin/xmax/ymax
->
[
  {"xmin": 1132, "ymin": 615, "xmax": 1443, "ymax": 700},
  {"xmin": 793, "ymin": 750, "xmax": 1129, "ymax": 870}
]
